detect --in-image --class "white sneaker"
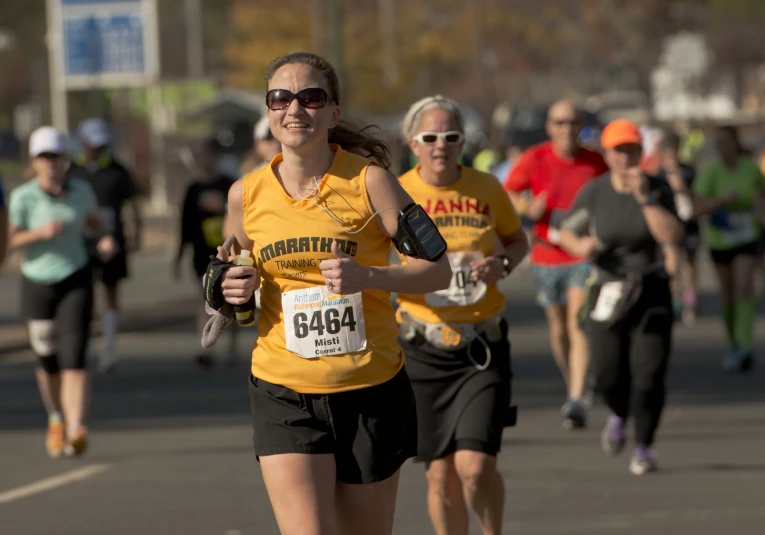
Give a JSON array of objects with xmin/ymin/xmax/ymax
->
[
  {"xmin": 629, "ymin": 446, "xmax": 658, "ymax": 475},
  {"xmin": 721, "ymin": 347, "xmax": 740, "ymax": 372}
]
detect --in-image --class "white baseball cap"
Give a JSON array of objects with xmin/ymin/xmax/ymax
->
[
  {"xmin": 29, "ymin": 126, "xmax": 69, "ymax": 157},
  {"xmin": 254, "ymin": 116, "xmax": 274, "ymax": 141},
  {"xmin": 78, "ymin": 117, "xmax": 112, "ymax": 148}
]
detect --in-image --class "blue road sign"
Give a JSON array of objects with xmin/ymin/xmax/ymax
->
[
  {"xmin": 62, "ymin": 0, "xmax": 140, "ymax": 4},
  {"xmin": 63, "ymin": 10, "xmax": 146, "ymax": 76}
]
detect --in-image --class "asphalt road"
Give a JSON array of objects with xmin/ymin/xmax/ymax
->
[{"xmin": 1, "ymin": 250, "xmax": 764, "ymax": 534}]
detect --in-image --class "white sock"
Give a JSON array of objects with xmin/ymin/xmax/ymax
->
[{"xmin": 103, "ymin": 309, "xmax": 121, "ymax": 361}]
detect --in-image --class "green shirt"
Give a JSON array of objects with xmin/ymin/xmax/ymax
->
[
  {"xmin": 693, "ymin": 156, "xmax": 765, "ymax": 251},
  {"xmin": 8, "ymin": 178, "xmax": 98, "ymax": 283}
]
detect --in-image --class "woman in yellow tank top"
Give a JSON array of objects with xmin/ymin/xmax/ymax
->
[
  {"xmin": 397, "ymin": 96, "xmax": 529, "ymax": 535},
  {"xmin": 216, "ymin": 53, "xmax": 450, "ymax": 535}
]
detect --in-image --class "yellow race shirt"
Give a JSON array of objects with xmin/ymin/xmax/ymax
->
[
  {"xmin": 396, "ymin": 165, "xmax": 521, "ymax": 324},
  {"xmin": 242, "ymin": 145, "xmax": 402, "ymax": 393}
]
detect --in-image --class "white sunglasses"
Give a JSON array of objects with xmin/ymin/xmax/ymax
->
[{"xmin": 412, "ymin": 131, "xmax": 464, "ymax": 145}]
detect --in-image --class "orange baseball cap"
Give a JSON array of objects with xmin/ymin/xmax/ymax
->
[{"xmin": 601, "ymin": 119, "xmax": 642, "ymax": 149}]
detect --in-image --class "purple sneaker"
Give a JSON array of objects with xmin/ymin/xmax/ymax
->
[
  {"xmin": 629, "ymin": 445, "xmax": 658, "ymax": 475},
  {"xmin": 600, "ymin": 414, "xmax": 626, "ymax": 456}
]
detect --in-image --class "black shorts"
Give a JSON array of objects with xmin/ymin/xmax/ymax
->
[
  {"xmin": 21, "ymin": 266, "xmax": 93, "ymax": 371},
  {"xmin": 710, "ymin": 242, "xmax": 760, "ymax": 265},
  {"xmin": 401, "ymin": 319, "xmax": 512, "ymax": 463},
  {"xmin": 91, "ymin": 250, "xmax": 129, "ymax": 285},
  {"xmin": 248, "ymin": 366, "xmax": 418, "ymax": 485}
]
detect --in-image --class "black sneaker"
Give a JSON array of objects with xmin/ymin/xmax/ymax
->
[
  {"xmin": 195, "ymin": 353, "xmax": 214, "ymax": 370},
  {"xmin": 739, "ymin": 349, "xmax": 755, "ymax": 374},
  {"xmin": 561, "ymin": 400, "xmax": 587, "ymax": 430}
]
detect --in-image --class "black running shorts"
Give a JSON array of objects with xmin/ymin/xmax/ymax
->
[
  {"xmin": 92, "ymin": 250, "xmax": 129, "ymax": 285},
  {"xmin": 248, "ymin": 366, "xmax": 418, "ymax": 484},
  {"xmin": 21, "ymin": 266, "xmax": 94, "ymax": 371}
]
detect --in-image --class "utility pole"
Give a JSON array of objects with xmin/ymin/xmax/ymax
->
[
  {"xmin": 185, "ymin": 0, "xmax": 204, "ymax": 78},
  {"xmin": 45, "ymin": 0, "xmax": 68, "ymax": 131}
]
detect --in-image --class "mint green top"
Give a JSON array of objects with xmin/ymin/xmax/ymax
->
[
  {"xmin": 8, "ymin": 178, "xmax": 98, "ymax": 284},
  {"xmin": 693, "ymin": 156, "xmax": 765, "ymax": 251}
]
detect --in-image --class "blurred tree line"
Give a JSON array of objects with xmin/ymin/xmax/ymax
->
[
  {"xmin": 224, "ymin": 0, "xmax": 765, "ymax": 116},
  {"xmin": 0, "ymin": 0, "xmax": 764, "ymax": 125}
]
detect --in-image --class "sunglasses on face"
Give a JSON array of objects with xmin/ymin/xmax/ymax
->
[
  {"xmin": 265, "ymin": 88, "xmax": 334, "ymax": 111},
  {"xmin": 36, "ymin": 153, "xmax": 65, "ymax": 160},
  {"xmin": 551, "ymin": 118, "xmax": 581, "ymax": 127},
  {"xmin": 412, "ymin": 131, "xmax": 464, "ymax": 145}
]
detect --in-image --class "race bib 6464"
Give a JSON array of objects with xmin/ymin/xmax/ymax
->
[{"xmin": 282, "ymin": 286, "xmax": 367, "ymax": 358}]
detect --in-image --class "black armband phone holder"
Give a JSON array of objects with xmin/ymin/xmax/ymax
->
[
  {"xmin": 203, "ymin": 256, "xmax": 232, "ymax": 311},
  {"xmin": 393, "ymin": 203, "xmax": 448, "ymax": 262}
]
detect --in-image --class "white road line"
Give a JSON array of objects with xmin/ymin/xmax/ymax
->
[{"xmin": 0, "ymin": 464, "xmax": 110, "ymax": 505}]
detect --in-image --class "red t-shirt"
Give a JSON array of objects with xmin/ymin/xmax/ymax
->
[{"xmin": 504, "ymin": 142, "xmax": 608, "ymax": 265}]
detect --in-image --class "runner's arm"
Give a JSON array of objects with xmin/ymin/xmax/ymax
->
[
  {"xmin": 225, "ymin": 178, "xmax": 253, "ymax": 256},
  {"xmin": 636, "ymin": 184, "xmax": 684, "ymax": 246},
  {"xmin": 175, "ymin": 186, "xmax": 195, "ymax": 266},
  {"xmin": 365, "ymin": 166, "xmax": 451, "ymax": 294},
  {"xmin": 692, "ymin": 166, "xmax": 736, "ymax": 217},
  {"xmin": 129, "ymin": 197, "xmax": 143, "ymax": 250},
  {"xmin": 557, "ymin": 182, "xmax": 599, "ymax": 257}
]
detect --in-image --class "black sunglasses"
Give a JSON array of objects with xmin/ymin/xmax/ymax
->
[
  {"xmin": 265, "ymin": 88, "xmax": 334, "ymax": 111},
  {"xmin": 37, "ymin": 152, "xmax": 65, "ymax": 160},
  {"xmin": 551, "ymin": 119, "xmax": 581, "ymax": 127}
]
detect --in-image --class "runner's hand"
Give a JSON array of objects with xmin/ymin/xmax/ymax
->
[
  {"xmin": 573, "ymin": 236, "xmax": 601, "ymax": 258},
  {"xmin": 524, "ymin": 192, "xmax": 548, "ymax": 222},
  {"xmin": 470, "ymin": 256, "xmax": 504, "ymax": 285},
  {"xmin": 220, "ymin": 246, "xmax": 260, "ymax": 305},
  {"xmin": 625, "ymin": 168, "xmax": 649, "ymax": 200},
  {"xmin": 319, "ymin": 241, "xmax": 370, "ymax": 295},
  {"xmin": 39, "ymin": 220, "xmax": 65, "ymax": 240},
  {"xmin": 96, "ymin": 235, "xmax": 120, "ymax": 263},
  {"xmin": 665, "ymin": 168, "xmax": 686, "ymax": 192}
]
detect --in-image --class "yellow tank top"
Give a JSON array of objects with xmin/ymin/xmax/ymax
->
[
  {"xmin": 242, "ymin": 145, "xmax": 402, "ymax": 393},
  {"xmin": 396, "ymin": 165, "xmax": 521, "ymax": 324}
]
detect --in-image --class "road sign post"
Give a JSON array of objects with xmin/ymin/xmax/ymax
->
[
  {"xmin": 47, "ymin": 0, "xmax": 166, "ymax": 211},
  {"xmin": 46, "ymin": 0, "xmax": 160, "ymax": 130}
]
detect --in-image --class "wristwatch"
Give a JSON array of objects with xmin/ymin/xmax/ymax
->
[
  {"xmin": 638, "ymin": 190, "xmax": 662, "ymax": 207},
  {"xmin": 498, "ymin": 255, "xmax": 513, "ymax": 278}
]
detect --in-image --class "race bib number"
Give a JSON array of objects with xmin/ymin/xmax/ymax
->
[
  {"xmin": 99, "ymin": 207, "xmax": 117, "ymax": 234},
  {"xmin": 719, "ymin": 212, "xmax": 755, "ymax": 246},
  {"xmin": 425, "ymin": 251, "xmax": 487, "ymax": 308},
  {"xmin": 590, "ymin": 281, "xmax": 624, "ymax": 322},
  {"xmin": 282, "ymin": 286, "xmax": 366, "ymax": 359}
]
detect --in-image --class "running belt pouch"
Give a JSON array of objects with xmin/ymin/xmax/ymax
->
[
  {"xmin": 203, "ymin": 256, "xmax": 231, "ymax": 311},
  {"xmin": 605, "ymin": 274, "xmax": 643, "ymax": 329},
  {"xmin": 393, "ymin": 203, "xmax": 448, "ymax": 262}
]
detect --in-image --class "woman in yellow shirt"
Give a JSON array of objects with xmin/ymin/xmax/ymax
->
[
  {"xmin": 397, "ymin": 96, "xmax": 529, "ymax": 535},
  {"xmin": 216, "ymin": 53, "xmax": 450, "ymax": 535}
]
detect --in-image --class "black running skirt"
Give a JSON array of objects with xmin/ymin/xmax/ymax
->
[{"xmin": 400, "ymin": 319, "xmax": 512, "ymax": 463}]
